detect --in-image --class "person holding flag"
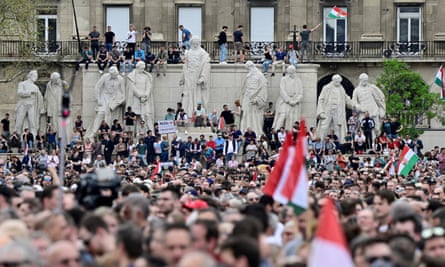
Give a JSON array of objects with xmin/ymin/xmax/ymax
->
[{"xmin": 299, "ymin": 23, "xmax": 321, "ymax": 63}]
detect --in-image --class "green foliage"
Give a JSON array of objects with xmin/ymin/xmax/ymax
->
[
  {"xmin": 376, "ymin": 59, "xmax": 445, "ymax": 135},
  {"xmin": 0, "ymin": 0, "xmax": 42, "ymax": 40}
]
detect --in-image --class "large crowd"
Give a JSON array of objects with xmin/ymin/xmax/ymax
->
[
  {"xmin": 0, "ymin": 98, "xmax": 444, "ymax": 267},
  {"xmin": 1, "ymin": 23, "xmax": 445, "ymax": 267}
]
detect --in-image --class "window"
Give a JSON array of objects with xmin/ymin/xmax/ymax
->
[
  {"xmin": 37, "ymin": 8, "xmax": 58, "ymax": 53},
  {"xmin": 323, "ymin": 7, "xmax": 347, "ymax": 43},
  {"xmin": 106, "ymin": 6, "xmax": 130, "ymax": 42},
  {"xmin": 397, "ymin": 6, "xmax": 421, "ymax": 43},
  {"xmin": 178, "ymin": 7, "xmax": 202, "ymax": 41},
  {"xmin": 250, "ymin": 7, "xmax": 274, "ymax": 41}
]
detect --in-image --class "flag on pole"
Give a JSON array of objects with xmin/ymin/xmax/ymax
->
[
  {"xmin": 397, "ymin": 146, "xmax": 419, "ymax": 177},
  {"xmin": 281, "ymin": 119, "xmax": 308, "ymax": 215},
  {"xmin": 308, "ymin": 198, "xmax": 354, "ymax": 267},
  {"xmin": 327, "ymin": 6, "xmax": 348, "ymax": 19},
  {"xmin": 263, "ymin": 120, "xmax": 308, "ymax": 215},
  {"xmin": 150, "ymin": 161, "xmax": 161, "ymax": 180},
  {"xmin": 434, "ymin": 65, "xmax": 445, "ymax": 99},
  {"xmin": 218, "ymin": 116, "xmax": 225, "ymax": 131}
]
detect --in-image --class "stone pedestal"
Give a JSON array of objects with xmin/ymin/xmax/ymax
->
[{"xmin": 80, "ymin": 63, "xmax": 320, "ymax": 131}]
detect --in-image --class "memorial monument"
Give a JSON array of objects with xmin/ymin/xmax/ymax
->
[
  {"xmin": 272, "ymin": 65, "xmax": 304, "ymax": 130},
  {"xmin": 179, "ymin": 37, "xmax": 211, "ymax": 117},
  {"xmin": 85, "ymin": 66, "xmax": 125, "ymax": 138},
  {"xmin": 45, "ymin": 72, "xmax": 68, "ymax": 133},
  {"xmin": 240, "ymin": 61, "xmax": 268, "ymax": 136},
  {"xmin": 15, "ymin": 70, "xmax": 45, "ymax": 136},
  {"xmin": 316, "ymin": 74, "xmax": 354, "ymax": 141},
  {"xmin": 352, "ymin": 73, "xmax": 386, "ymax": 136},
  {"xmin": 126, "ymin": 61, "xmax": 155, "ymax": 131}
]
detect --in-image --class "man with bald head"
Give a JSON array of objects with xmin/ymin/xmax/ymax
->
[{"xmin": 46, "ymin": 241, "xmax": 80, "ymax": 267}]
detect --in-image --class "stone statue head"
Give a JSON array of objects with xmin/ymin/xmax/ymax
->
[
  {"xmin": 28, "ymin": 70, "xmax": 38, "ymax": 82},
  {"xmin": 190, "ymin": 37, "xmax": 201, "ymax": 49},
  {"xmin": 359, "ymin": 73, "xmax": 369, "ymax": 85},
  {"xmin": 135, "ymin": 61, "xmax": 146, "ymax": 72},
  {"xmin": 109, "ymin": 66, "xmax": 119, "ymax": 78},
  {"xmin": 286, "ymin": 65, "xmax": 297, "ymax": 78},
  {"xmin": 332, "ymin": 74, "xmax": 342, "ymax": 86},
  {"xmin": 245, "ymin": 61, "xmax": 255, "ymax": 70},
  {"xmin": 50, "ymin": 72, "xmax": 61, "ymax": 82}
]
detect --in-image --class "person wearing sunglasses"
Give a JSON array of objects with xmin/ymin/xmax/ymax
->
[
  {"xmin": 422, "ymin": 227, "xmax": 445, "ymax": 261},
  {"xmin": 361, "ymin": 236, "xmax": 393, "ymax": 267}
]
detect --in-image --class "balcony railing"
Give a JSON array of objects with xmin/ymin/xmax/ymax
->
[{"xmin": 1, "ymin": 40, "xmax": 445, "ymax": 62}]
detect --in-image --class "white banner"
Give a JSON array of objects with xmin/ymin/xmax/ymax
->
[{"xmin": 157, "ymin": 120, "xmax": 178, "ymax": 134}]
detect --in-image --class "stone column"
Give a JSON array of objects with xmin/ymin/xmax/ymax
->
[{"xmin": 361, "ymin": 1, "xmax": 383, "ymax": 41}]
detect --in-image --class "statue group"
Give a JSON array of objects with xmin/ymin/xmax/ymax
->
[
  {"xmin": 316, "ymin": 73, "xmax": 386, "ymax": 141},
  {"xmin": 14, "ymin": 44, "xmax": 385, "ymax": 142}
]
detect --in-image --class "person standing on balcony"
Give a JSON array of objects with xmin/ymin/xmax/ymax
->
[
  {"xmin": 127, "ymin": 24, "xmax": 137, "ymax": 55},
  {"xmin": 218, "ymin": 25, "xmax": 228, "ymax": 64},
  {"xmin": 179, "ymin": 25, "xmax": 192, "ymax": 50},
  {"xmin": 104, "ymin": 25, "xmax": 115, "ymax": 52},
  {"xmin": 141, "ymin": 26, "xmax": 152, "ymax": 56},
  {"xmin": 88, "ymin": 26, "xmax": 101, "ymax": 59},
  {"xmin": 299, "ymin": 23, "xmax": 321, "ymax": 63},
  {"xmin": 233, "ymin": 25, "xmax": 245, "ymax": 63}
]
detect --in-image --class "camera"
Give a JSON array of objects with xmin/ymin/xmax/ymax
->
[{"xmin": 76, "ymin": 168, "xmax": 121, "ymax": 210}]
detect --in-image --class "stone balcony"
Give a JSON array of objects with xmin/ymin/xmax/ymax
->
[{"xmin": 2, "ymin": 40, "xmax": 445, "ymax": 63}]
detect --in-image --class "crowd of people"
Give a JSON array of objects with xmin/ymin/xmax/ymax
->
[
  {"xmin": 0, "ymin": 92, "xmax": 445, "ymax": 267},
  {"xmin": 3, "ymin": 22, "xmax": 445, "ymax": 267}
]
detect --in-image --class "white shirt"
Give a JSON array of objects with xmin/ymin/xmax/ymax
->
[{"xmin": 127, "ymin": 30, "xmax": 137, "ymax": 43}]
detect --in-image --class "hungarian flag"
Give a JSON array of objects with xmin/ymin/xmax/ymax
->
[
  {"xmin": 263, "ymin": 120, "xmax": 308, "ymax": 215},
  {"xmin": 308, "ymin": 198, "xmax": 354, "ymax": 267},
  {"xmin": 434, "ymin": 65, "xmax": 445, "ymax": 99},
  {"xmin": 218, "ymin": 116, "xmax": 225, "ymax": 131},
  {"xmin": 328, "ymin": 6, "xmax": 348, "ymax": 19},
  {"xmin": 150, "ymin": 161, "xmax": 161, "ymax": 180},
  {"xmin": 397, "ymin": 145, "xmax": 419, "ymax": 177}
]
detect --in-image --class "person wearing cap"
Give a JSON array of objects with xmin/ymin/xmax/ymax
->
[{"xmin": 287, "ymin": 44, "xmax": 299, "ymax": 68}]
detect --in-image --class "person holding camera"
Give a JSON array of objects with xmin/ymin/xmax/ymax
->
[{"xmin": 141, "ymin": 26, "xmax": 152, "ymax": 56}]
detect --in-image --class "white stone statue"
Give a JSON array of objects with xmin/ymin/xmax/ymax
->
[
  {"xmin": 126, "ymin": 61, "xmax": 155, "ymax": 131},
  {"xmin": 272, "ymin": 65, "xmax": 303, "ymax": 130},
  {"xmin": 15, "ymin": 70, "xmax": 45, "ymax": 136},
  {"xmin": 179, "ymin": 37, "xmax": 211, "ymax": 116},
  {"xmin": 44, "ymin": 72, "xmax": 73, "ymax": 141},
  {"xmin": 86, "ymin": 66, "xmax": 125, "ymax": 138},
  {"xmin": 45, "ymin": 72, "xmax": 67, "ymax": 127},
  {"xmin": 316, "ymin": 74, "xmax": 354, "ymax": 141},
  {"xmin": 352, "ymin": 73, "xmax": 386, "ymax": 136},
  {"xmin": 240, "ymin": 61, "xmax": 268, "ymax": 135}
]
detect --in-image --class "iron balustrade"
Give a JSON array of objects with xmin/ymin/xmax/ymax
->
[{"xmin": 1, "ymin": 40, "xmax": 445, "ymax": 61}]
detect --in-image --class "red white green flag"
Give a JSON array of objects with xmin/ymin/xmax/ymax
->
[
  {"xmin": 150, "ymin": 160, "xmax": 161, "ymax": 180},
  {"xmin": 263, "ymin": 120, "xmax": 308, "ymax": 215},
  {"xmin": 327, "ymin": 6, "xmax": 348, "ymax": 19},
  {"xmin": 308, "ymin": 198, "xmax": 354, "ymax": 267},
  {"xmin": 397, "ymin": 145, "xmax": 419, "ymax": 177},
  {"xmin": 434, "ymin": 65, "xmax": 445, "ymax": 99}
]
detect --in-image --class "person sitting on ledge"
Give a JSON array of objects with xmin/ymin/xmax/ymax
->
[
  {"xmin": 194, "ymin": 102, "xmax": 207, "ymax": 127},
  {"xmin": 175, "ymin": 109, "xmax": 189, "ymax": 126}
]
